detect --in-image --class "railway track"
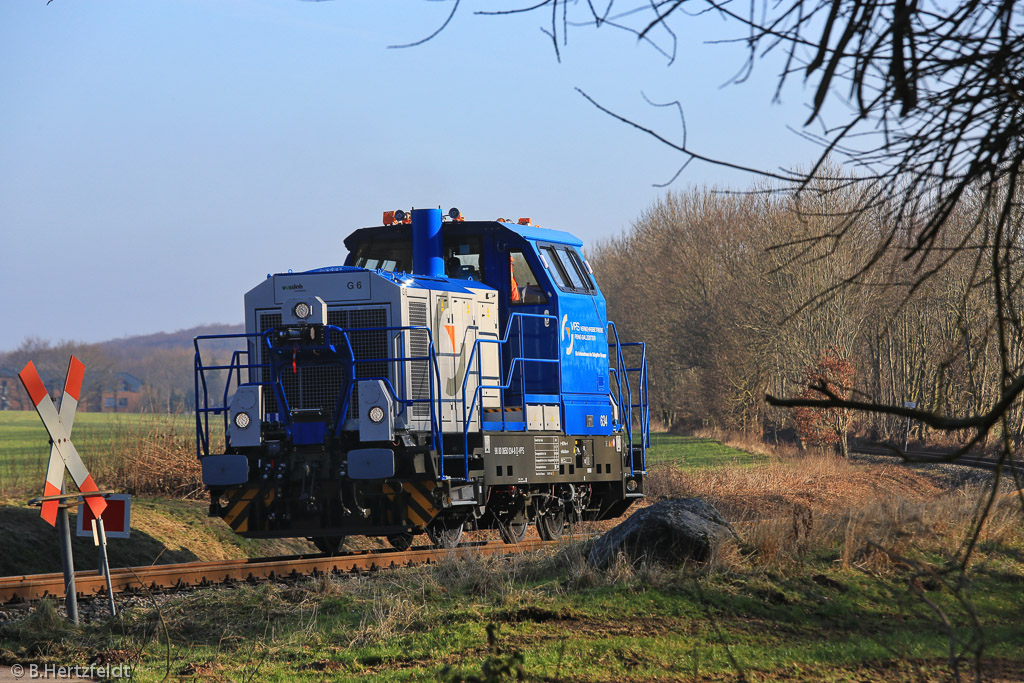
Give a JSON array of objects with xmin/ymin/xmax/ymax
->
[
  {"xmin": 0, "ymin": 537, "xmax": 566, "ymax": 604},
  {"xmin": 9, "ymin": 448, "xmax": 1014, "ymax": 606},
  {"xmin": 852, "ymin": 445, "xmax": 1024, "ymax": 475}
]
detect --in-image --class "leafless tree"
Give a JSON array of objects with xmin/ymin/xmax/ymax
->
[{"xmin": 402, "ymin": 2, "xmax": 1024, "ymax": 467}]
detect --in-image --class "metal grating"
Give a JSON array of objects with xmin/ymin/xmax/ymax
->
[
  {"xmin": 258, "ymin": 312, "xmax": 283, "ymax": 416},
  {"xmin": 328, "ymin": 308, "xmax": 388, "ymax": 418},
  {"xmin": 257, "ymin": 307, "xmax": 388, "ymax": 424},
  {"xmin": 408, "ymin": 300, "xmax": 431, "ymax": 418}
]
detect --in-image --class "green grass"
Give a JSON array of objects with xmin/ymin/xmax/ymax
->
[
  {"xmin": 0, "ymin": 412, "xmax": 192, "ymax": 497},
  {"xmin": 645, "ymin": 433, "xmax": 769, "ymax": 469},
  {"xmin": 2, "ymin": 542, "xmax": 1021, "ymax": 682}
]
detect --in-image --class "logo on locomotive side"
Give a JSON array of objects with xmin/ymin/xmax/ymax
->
[{"xmin": 561, "ymin": 315, "xmax": 607, "ymax": 359}]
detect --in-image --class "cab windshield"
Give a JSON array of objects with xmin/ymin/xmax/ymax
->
[
  {"xmin": 351, "ymin": 235, "xmax": 485, "ymax": 279},
  {"xmin": 352, "ymin": 239, "xmax": 412, "ymax": 273}
]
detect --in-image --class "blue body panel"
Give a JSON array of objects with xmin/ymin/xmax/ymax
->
[
  {"xmin": 293, "ymin": 422, "xmax": 327, "ymax": 446},
  {"xmin": 555, "ymin": 293, "xmax": 609, "ymax": 396},
  {"xmin": 503, "ymin": 223, "xmax": 583, "ymax": 247},
  {"xmin": 563, "ymin": 399, "xmax": 614, "ymax": 435}
]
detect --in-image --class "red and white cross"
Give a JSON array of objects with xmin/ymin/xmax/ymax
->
[{"xmin": 19, "ymin": 358, "xmax": 107, "ymax": 525}]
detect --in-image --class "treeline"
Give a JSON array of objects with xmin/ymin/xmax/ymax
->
[
  {"xmin": 0, "ymin": 324, "xmax": 242, "ymax": 413},
  {"xmin": 591, "ymin": 174, "xmax": 1024, "ymax": 445}
]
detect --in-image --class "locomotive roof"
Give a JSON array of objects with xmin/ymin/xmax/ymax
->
[
  {"xmin": 342, "ymin": 219, "xmax": 583, "ymax": 252},
  {"xmin": 266, "ymin": 264, "xmax": 496, "ymax": 294}
]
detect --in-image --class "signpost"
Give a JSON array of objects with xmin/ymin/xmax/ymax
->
[
  {"xmin": 19, "ymin": 357, "xmax": 117, "ymax": 623},
  {"xmin": 77, "ymin": 493, "xmax": 131, "ymax": 617},
  {"xmin": 903, "ymin": 400, "xmax": 918, "ymax": 451}
]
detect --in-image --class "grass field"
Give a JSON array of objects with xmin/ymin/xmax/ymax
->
[
  {"xmin": 645, "ymin": 433, "xmax": 771, "ymax": 469},
  {"xmin": 0, "ymin": 412, "xmax": 200, "ymax": 499}
]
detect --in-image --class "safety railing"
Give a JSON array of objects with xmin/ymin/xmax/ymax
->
[
  {"xmin": 196, "ymin": 318, "xmax": 649, "ymax": 482},
  {"xmin": 193, "ymin": 325, "xmax": 447, "ymax": 464},
  {"xmin": 194, "ymin": 332, "xmax": 267, "ymax": 459},
  {"xmin": 457, "ymin": 312, "xmax": 560, "ymax": 480},
  {"xmin": 607, "ymin": 322, "xmax": 650, "ymax": 475}
]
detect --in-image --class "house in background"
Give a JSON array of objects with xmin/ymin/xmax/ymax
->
[
  {"xmin": 0, "ymin": 366, "xmax": 72, "ymax": 411},
  {"xmin": 0, "ymin": 367, "xmax": 146, "ymax": 412},
  {"xmin": 101, "ymin": 372, "xmax": 143, "ymax": 413},
  {"xmin": 0, "ymin": 367, "xmax": 28, "ymax": 411}
]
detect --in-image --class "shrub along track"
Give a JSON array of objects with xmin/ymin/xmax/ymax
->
[{"xmin": 0, "ymin": 538, "xmax": 565, "ymax": 603}]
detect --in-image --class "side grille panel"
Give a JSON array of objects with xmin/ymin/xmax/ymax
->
[{"xmin": 408, "ymin": 300, "xmax": 431, "ymax": 419}]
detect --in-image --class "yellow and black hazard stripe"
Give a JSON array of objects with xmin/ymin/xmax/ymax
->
[
  {"xmin": 222, "ymin": 484, "xmax": 276, "ymax": 534},
  {"xmin": 382, "ymin": 480, "xmax": 439, "ymax": 528}
]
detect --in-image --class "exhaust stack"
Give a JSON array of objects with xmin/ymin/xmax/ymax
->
[{"xmin": 411, "ymin": 208, "xmax": 444, "ymax": 278}]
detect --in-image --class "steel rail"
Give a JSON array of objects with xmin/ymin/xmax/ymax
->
[
  {"xmin": 0, "ymin": 537, "xmax": 570, "ymax": 604},
  {"xmin": 851, "ymin": 445, "xmax": 1024, "ymax": 474}
]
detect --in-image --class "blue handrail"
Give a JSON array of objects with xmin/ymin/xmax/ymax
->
[
  {"xmin": 193, "ymin": 325, "xmax": 447, "ymax": 465},
  {"xmin": 195, "ymin": 317, "xmax": 649, "ymax": 484},
  {"xmin": 606, "ymin": 322, "xmax": 649, "ymax": 475},
  {"xmin": 458, "ymin": 312, "xmax": 560, "ymax": 480},
  {"xmin": 194, "ymin": 332, "xmax": 269, "ymax": 458}
]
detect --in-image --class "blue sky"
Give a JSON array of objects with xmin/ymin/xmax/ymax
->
[{"xmin": 0, "ymin": 1, "xmax": 820, "ymax": 351}]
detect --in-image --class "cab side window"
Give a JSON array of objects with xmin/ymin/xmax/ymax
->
[
  {"xmin": 509, "ymin": 250, "xmax": 549, "ymax": 305},
  {"xmin": 540, "ymin": 244, "xmax": 595, "ymax": 295},
  {"xmin": 565, "ymin": 248, "xmax": 595, "ymax": 290}
]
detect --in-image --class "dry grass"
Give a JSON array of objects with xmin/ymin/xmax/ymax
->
[
  {"xmin": 691, "ymin": 426, "xmax": 803, "ymax": 459},
  {"xmin": 94, "ymin": 416, "xmax": 205, "ymax": 499},
  {"xmin": 648, "ymin": 450, "xmax": 944, "ymax": 519},
  {"xmin": 645, "ymin": 448, "xmax": 1023, "ymax": 574}
]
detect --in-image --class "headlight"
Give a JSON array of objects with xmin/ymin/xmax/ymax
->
[
  {"xmin": 368, "ymin": 406, "xmax": 385, "ymax": 423},
  {"xmin": 625, "ymin": 477, "xmax": 638, "ymax": 492},
  {"xmin": 234, "ymin": 412, "xmax": 252, "ymax": 430},
  {"xmin": 293, "ymin": 301, "xmax": 311, "ymax": 320}
]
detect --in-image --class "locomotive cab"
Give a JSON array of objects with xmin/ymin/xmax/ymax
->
[
  {"xmin": 344, "ymin": 218, "xmax": 614, "ymax": 421},
  {"xmin": 194, "ymin": 208, "xmax": 649, "ymax": 552}
]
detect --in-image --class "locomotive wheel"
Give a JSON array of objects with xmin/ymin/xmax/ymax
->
[
  {"xmin": 387, "ymin": 533, "xmax": 414, "ymax": 551},
  {"xmin": 498, "ymin": 518, "xmax": 528, "ymax": 545},
  {"xmin": 427, "ymin": 520, "xmax": 464, "ymax": 549},
  {"xmin": 536, "ymin": 507, "xmax": 566, "ymax": 542},
  {"xmin": 312, "ymin": 536, "xmax": 347, "ymax": 555}
]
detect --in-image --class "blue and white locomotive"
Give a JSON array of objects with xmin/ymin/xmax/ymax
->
[{"xmin": 194, "ymin": 208, "xmax": 649, "ymax": 552}]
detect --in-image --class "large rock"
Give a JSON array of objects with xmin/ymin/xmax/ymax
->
[{"xmin": 588, "ymin": 498, "xmax": 738, "ymax": 569}]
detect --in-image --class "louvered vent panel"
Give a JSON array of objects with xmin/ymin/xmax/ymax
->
[{"xmin": 408, "ymin": 300, "xmax": 431, "ymax": 418}]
